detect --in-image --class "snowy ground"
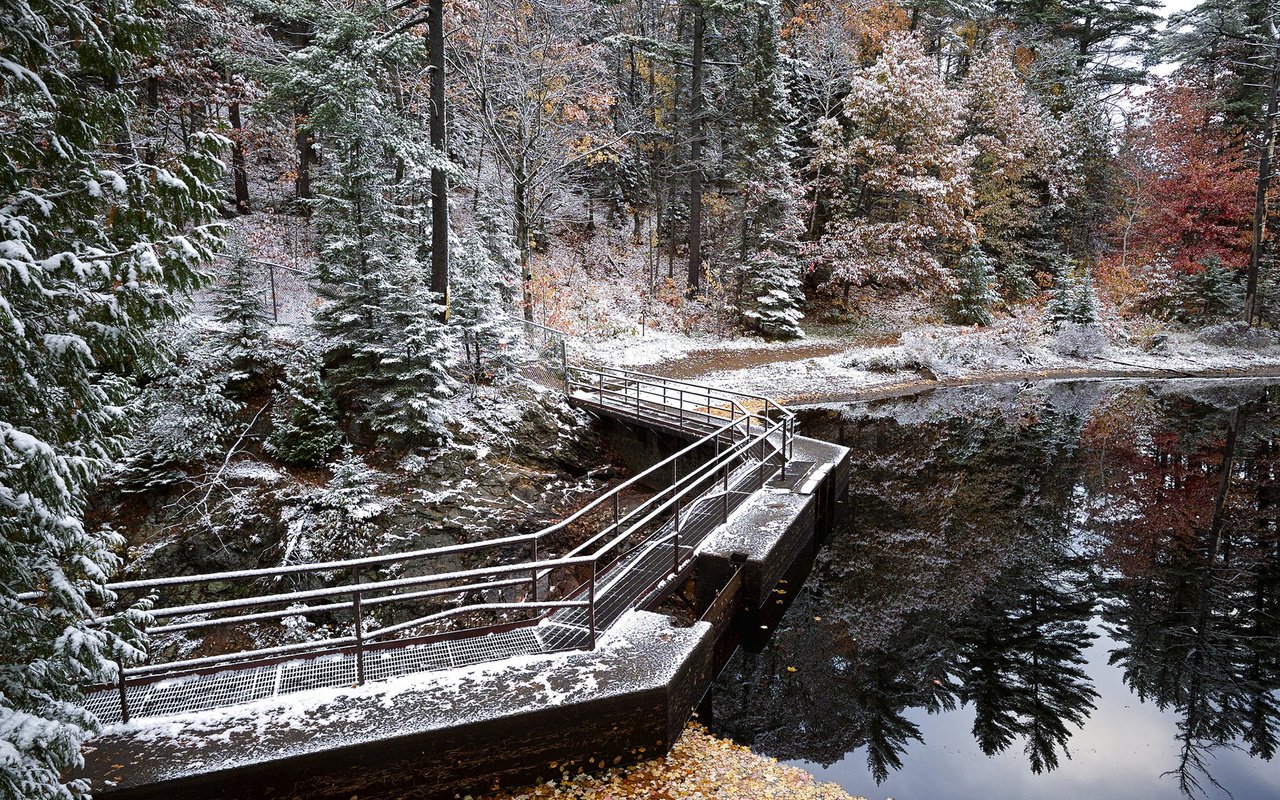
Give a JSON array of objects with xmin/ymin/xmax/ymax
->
[{"xmin": 571, "ymin": 307, "xmax": 1280, "ymax": 404}]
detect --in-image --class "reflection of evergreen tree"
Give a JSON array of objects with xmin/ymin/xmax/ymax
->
[
  {"xmin": 714, "ymin": 383, "xmax": 1280, "ymax": 795},
  {"xmin": 713, "ymin": 393, "xmax": 1091, "ymax": 781},
  {"xmin": 956, "ymin": 561, "xmax": 1098, "ymax": 773}
]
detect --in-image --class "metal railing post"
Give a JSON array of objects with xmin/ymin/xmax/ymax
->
[
  {"xmin": 353, "ymin": 566, "xmax": 365, "ymax": 685},
  {"xmin": 758, "ymin": 437, "xmax": 766, "ymax": 489},
  {"xmin": 531, "ymin": 539, "xmax": 539, "ymax": 603},
  {"xmin": 597, "ymin": 370, "xmax": 604, "ymax": 405},
  {"xmin": 613, "ymin": 493, "xmax": 620, "ymax": 533},
  {"xmin": 722, "ymin": 466, "xmax": 729, "ymax": 523},
  {"xmin": 678, "ymin": 388, "xmax": 684, "ymax": 429},
  {"xmin": 780, "ymin": 423, "xmax": 788, "ymax": 480},
  {"xmin": 116, "ymin": 660, "xmax": 130, "ymax": 724},
  {"xmin": 588, "ymin": 560, "xmax": 597, "ymax": 649}
]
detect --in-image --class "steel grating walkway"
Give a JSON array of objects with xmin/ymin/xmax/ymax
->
[{"xmin": 84, "ymin": 372, "xmax": 796, "ymax": 724}]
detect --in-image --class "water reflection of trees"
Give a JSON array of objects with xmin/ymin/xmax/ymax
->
[
  {"xmin": 710, "ymin": 383, "xmax": 1280, "ymax": 797},
  {"xmin": 1089, "ymin": 392, "xmax": 1280, "ymax": 797}
]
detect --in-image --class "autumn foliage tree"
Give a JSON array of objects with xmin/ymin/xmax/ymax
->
[
  {"xmin": 809, "ymin": 32, "xmax": 975, "ymax": 302},
  {"xmin": 1108, "ymin": 79, "xmax": 1253, "ymax": 277}
]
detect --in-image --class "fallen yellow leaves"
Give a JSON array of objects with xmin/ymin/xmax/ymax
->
[{"xmin": 482, "ymin": 723, "xmax": 864, "ymax": 800}]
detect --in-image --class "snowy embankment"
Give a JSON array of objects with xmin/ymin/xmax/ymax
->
[{"xmin": 572, "ymin": 315, "xmax": 1280, "ymax": 403}]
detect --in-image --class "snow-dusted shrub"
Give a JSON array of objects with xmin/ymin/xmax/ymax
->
[
  {"xmin": 1197, "ymin": 321, "xmax": 1277, "ymax": 350},
  {"xmin": 116, "ymin": 327, "xmax": 243, "ymax": 490},
  {"xmin": 1051, "ymin": 323, "xmax": 1107, "ymax": 358},
  {"xmin": 845, "ymin": 346, "xmax": 936, "ymax": 376}
]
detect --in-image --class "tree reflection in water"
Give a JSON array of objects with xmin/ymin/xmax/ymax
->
[{"xmin": 709, "ymin": 380, "xmax": 1280, "ymax": 798}]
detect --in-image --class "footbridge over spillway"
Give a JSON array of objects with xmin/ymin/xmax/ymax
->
[{"xmin": 74, "ymin": 364, "xmax": 850, "ymax": 800}]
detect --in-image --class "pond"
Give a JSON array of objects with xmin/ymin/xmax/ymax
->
[{"xmin": 708, "ymin": 379, "xmax": 1280, "ymax": 800}]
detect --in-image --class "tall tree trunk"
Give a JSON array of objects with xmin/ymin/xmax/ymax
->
[
  {"xmin": 429, "ymin": 0, "xmax": 449, "ymax": 318},
  {"xmin": 229, "ymin": 98, "xmax": 250, "ymax": 213},
  {"xmin": 296, "ymin": 123, "xmax": 316, "ymax": 205},
  {"xmin": 143, "ymin": 76, "xmax": 159, "ymax": 166},
  {"xmin": 1244, "ymin": 53, "xmax": 1279, "ymax": 326},
  {"xmin": 686, "ymin": 1, "xmax": 705, "ymax": 299},
  {"xmin": 515, "ymin": 168, "xmax": 533, "ymax": 320},
  {"xmin": 290, "ymin": 23, "xmax": 316, "ymax": 208}
]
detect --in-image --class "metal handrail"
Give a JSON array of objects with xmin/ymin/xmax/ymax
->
[{"xmin": 73, "ymin": 360, "xmax": 792, "ymax": 720}]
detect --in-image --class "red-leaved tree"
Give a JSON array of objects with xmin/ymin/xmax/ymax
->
[{"xmin": 1110, "ymin": 78, "xmax": 1253, "ymax": 275}]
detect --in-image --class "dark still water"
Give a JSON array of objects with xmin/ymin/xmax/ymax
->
[{"xmin": 708, "ymin": 379, "xmax": 1280, "ymax": 800}]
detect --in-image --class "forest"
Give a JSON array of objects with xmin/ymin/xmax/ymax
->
[{"xmin": 3, "ymin": 0, "xmax": 1279, "ymax": 798}]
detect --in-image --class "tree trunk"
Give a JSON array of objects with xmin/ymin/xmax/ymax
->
[
  {"xmin": 686, "ymin": 1, "xmax": 705, "ymax": 299},
  {"xmin": 429, "ymin": 0, "xmax": 449, "ymax": 318},
  {"xmin": 290, "ymin": 23, "xmax": 317, "ymax": 208},
  {"xmin": 229, "ymin": 99, "xmax": 251, "ymax": 213},
  {"xmin": 1244, "ymin": 54, "xmax": 1279, "ymax": 326},
  {"xmin": 515, "ymin": 170, "xmax": 534, "ymax": 320}
]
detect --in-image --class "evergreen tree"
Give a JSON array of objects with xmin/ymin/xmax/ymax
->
[
  {"xmin": 1047, "ymin": 267, "xmax": 1099, "ymax": 328},
  {"xmin": 949, "ymin": 247, "xmax": 1000, "ymax": 326},
  {"xmin": 727, "ymin": 0, "xmax": 806, "ymax": 339},
  {"xmin": 288, "ymin": 445, "xmax": 384, "ymax": 563},
  {"xmin": 1000, "ymin": 261, "xmax": 1040, "ymax": 303},
  {"xmin": 260, "ymin": 0, "xmax": 454, "ymax": 441},
  {"xmin": 1180, "ymin": 254, "xmax": 1242, "ymax": 323},
  {"xmin": 1, "ymin": 0, "xmax": 223, "ymax": 794},
  {"xmin": 450, "ymin": 206, "xmax": 522, "ymax": 381},
  {"xmin": 266, "ymin": 347, "xmax": 342, "ymax": 466},
  {"xmin": 365, "ymin": 280, "xmax": 457, "ymax": 443},
  {"xmin": 214, "ymin": 245, "xmax": 269, "ymax": 380}
]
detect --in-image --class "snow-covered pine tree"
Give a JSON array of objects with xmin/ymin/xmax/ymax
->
[
  {"xmin": 1182, "ymin": 254, "xmax": 1241, "ymax": 322},
  {"xmin": 450, "ymin": 206, "xmax": 522, "ymax": 381},
  {"xmin": 266, "ymin": 347, "xmax": 342, "ymax": 466},
  {"xmin": 1, "ymin": 0, "xmax": 223, "ymax": 794},
  {"xmin": 366, "ymin": 279, "xmax": 458, "ymax": 443},
  {"xmin": 1046, "ymin": 266, "xmax": 1099, "ymax": 328},
  {"xmin": 1072, "ymin": 270, "xmax": 1100, "ymax": 325},
  {"xmin": 261, "ymin": 0, "xmax": 455, "ymax": 440},
  {"xmin": 214, "ymin": 245, "xmax": 269, "ymax": 380},
  {"xmin": 728, "ymin": 0, "xmax": 806, "ymax": 339},
  {"xmin": 742, "ymin": 247, "xmax": 806, "ymax": 339},
  {"xmin": 949, "ymin": 247, "xmax": 1000, "ymax": 326},
  {"xmin": 288, "ymin": 445, "xmax": 384, "ymax": 563}
]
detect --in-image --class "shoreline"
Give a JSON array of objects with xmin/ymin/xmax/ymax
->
[{"xmin": 783, "ymin": 362, "xmax": 1280, "ymax": 406}]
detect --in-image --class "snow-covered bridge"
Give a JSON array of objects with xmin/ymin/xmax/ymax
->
[{"xmin": 77, "ymin": 367, "xmax": 850, "ymax": 800}]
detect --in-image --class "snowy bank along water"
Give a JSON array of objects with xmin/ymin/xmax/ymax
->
[{"xmin": 709, "ymin": 377, "xmax": 1280, "ymax": 800}]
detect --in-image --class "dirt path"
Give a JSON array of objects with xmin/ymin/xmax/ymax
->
[{"xmin": 646, "ymin": 340, "xmax": 847, "ymax": 378}]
